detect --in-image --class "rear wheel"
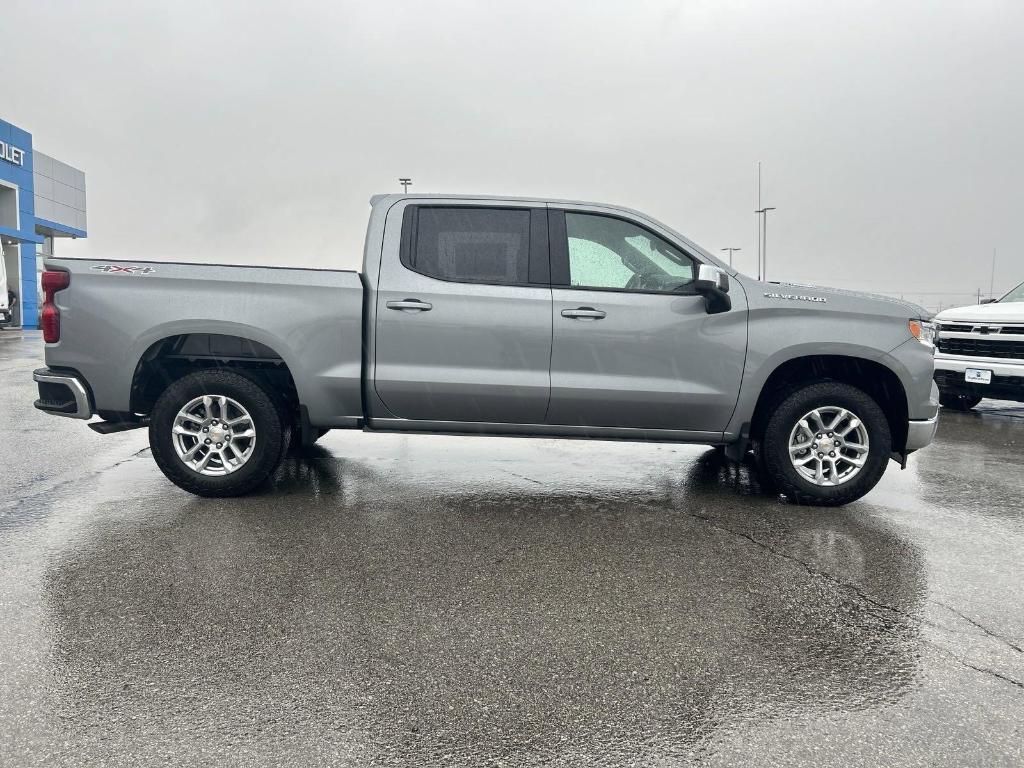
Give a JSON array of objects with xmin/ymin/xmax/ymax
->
[
  {"xmin": 761, "ymin": 382, "xmax": 891, "ymax": 506},
  {"xmin": 149, "ymin": 369, "xmax": 289, "ymax": 497},
  {"xmin": 939, "ymin": 392, "xmax": 982, "ymax": 411}
]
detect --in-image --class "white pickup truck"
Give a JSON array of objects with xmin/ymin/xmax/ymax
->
[
  {"xmin": 0, "ymin": 253, "xmax": 12, "ymax": 328},
  {"xmin": 934, "ymin": 280, "xmax": 1024, "ymax": 410}
]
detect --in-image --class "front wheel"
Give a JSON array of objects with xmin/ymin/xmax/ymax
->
[
  {"xmin": 761, "ymin": 382, "xmax": 892, "ymax": 506},
  {"xmin": 939, "ymin": 392, "xmax": 982, "ymax": 411},
  {"xmin": 149, "ymin": 369, "xmax": 289, "ymax": 497}
]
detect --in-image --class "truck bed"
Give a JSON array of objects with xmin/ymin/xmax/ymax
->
[{"xmin": 42, "ymin": 258, "xmax": 366, "ymax": 427}]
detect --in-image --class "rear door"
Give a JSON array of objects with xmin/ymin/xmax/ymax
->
[
  {"xmin": 373, "ymin": 202, "xmax": 552, "ymax": 424},
  {"xmin": 546, "ymin": 208, "xmax": 747, "ymax": 433}
]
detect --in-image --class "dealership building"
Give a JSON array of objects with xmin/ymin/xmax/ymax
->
[{"xmin": 1, "ymin": 117, "xmax": 87, "ymax": 329}]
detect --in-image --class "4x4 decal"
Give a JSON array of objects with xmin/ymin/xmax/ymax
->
[{"xmin": 91, "ymin": 265, "xmax": 156, "ymax": 275}]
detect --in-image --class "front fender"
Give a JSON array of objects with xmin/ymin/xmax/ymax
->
[{"xmin": 726, "ymin": 341, "xmax": 919, "ymax": 438}]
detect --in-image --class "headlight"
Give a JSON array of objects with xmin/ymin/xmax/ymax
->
[{"xmin": 908, "ymin": 319, "xmax": 937, "ymax": 347}]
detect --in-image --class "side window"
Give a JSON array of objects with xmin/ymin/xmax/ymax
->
[
  {"xmin": 567, "ymin": 238, "xmax": 634, "ymax": 289},
  {"xmin": 565, "ymin": 212, "xmax": 696, "ymax": 293},
  {"xmin": 407, "ymin": 207, "xmax": 531, "ymax": 285}
]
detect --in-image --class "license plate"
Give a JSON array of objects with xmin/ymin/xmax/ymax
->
[{"xmin": 965, "ymin": 368, "xmax": 992, "ymax": 384}]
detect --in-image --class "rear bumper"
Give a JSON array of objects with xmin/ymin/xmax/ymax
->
[{"xmin": 33, "ymin": 368, "xmax": 93, "ymax": 419}]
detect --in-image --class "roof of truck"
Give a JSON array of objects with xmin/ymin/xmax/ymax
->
[
  {"xmin": 368, "ymin": 193, "xmax": 733, "ymax": 274},
  {"xmin": 371, "ymin": 192, "xmax": 666, "ymax": 215}
]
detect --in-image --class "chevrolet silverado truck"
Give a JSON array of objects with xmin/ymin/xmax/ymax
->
[
  {"xmin": 933, "ymin": 280, "xmax": 1024, "ymax": 410},
  {"xmin": 32, "ymin": 194, "xmax": 939, "ymax": 505}
]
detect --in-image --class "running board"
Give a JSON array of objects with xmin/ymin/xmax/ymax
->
[{"xmin": 89, "ymin": 417, "xmax": 149, "ymax": 434}]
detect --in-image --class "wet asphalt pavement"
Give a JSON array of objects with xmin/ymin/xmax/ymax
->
[{"xmin": 1, "ymin": 330, "xmax": 1022, "ymax": 767}]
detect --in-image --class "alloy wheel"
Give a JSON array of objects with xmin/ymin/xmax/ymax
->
[
  {"xmin": 787, "ymin": 406, "xmax": 870, "ymax": 487},
  {"xmin": 171, "ymin": 394, "xmax": 257, "ymax": 476}
]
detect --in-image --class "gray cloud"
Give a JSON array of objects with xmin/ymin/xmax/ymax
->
[{"xmin": 9, "ymin": 0, "xmax": 1023, "ymax": 309}]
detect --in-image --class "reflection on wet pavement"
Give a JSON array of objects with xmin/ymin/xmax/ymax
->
[{"xmin": 1, "ymin": 332, "xmax": 1022, "ymax": 766}]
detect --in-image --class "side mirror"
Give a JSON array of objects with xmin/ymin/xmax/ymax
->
[
  {"xmin": 981, "ymin": 298, "xmax": 998, "ymax": 304},
  {"xmin": 693, "ymin": 264, "xmax": 731, "ymax": 314}
]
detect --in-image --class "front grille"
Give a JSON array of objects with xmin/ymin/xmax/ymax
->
[
  {"xmin": 937, "ymin": 337, "xmax": 1024, "ymax": 359},
  {"xmin": 940, "ymin": 323, "xmax": 1024, "ymax": 335}
]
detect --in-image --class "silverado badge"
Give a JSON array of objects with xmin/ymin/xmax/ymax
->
[{"xmin": 764, "ymin": 292, "xmax": 827, "ymax": 303}]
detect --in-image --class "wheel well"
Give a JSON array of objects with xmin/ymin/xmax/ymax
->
[
  {"xmin": 130, "ymin": 334, "xmax": 299, "ymax": 419},
  {"xmin": 749, "ymin": 355, "xmax": 909, "ymax": 452}
]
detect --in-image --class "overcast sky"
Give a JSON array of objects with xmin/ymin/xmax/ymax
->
[{"xmin": 8, "ymin": 0, "xmax": 1024, "ymax": 307}]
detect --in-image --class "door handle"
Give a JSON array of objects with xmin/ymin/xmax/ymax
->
[
  {"xmin": 561, "ymin": 307, "xmax": 606, "ymax": 320},
  {"xmin": 386, "ymin": 299, "xmax": 433, "ymax": 312}
]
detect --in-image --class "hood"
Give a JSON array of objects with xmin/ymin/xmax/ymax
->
[
  {"xmin": 771, "ymin": 282, "xmax": 930, "ymax": 318},
  {"xmin": 934, "ymin": 301, "xmax": 1024, "ymax": 323}
]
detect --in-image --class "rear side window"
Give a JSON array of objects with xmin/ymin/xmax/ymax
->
[{"xmin": 403, "ymin": 207, "xmax": 532, "ymax": 285}]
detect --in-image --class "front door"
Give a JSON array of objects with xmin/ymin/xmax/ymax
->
[
  {"xmin": 546, "ymin": 209, "xmax": 747, "ymax": 433},
  {"xmin": 373, "ymin": 203, "xmax": 552, "ymax": 424}
]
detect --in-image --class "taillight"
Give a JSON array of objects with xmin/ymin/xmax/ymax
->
[{"xmin": 41, "ymin": 270, "xmax": 70, "ymax": 343}]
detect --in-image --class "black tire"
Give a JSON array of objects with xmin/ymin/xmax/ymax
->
[
  {"xmin": 761, "ymin": 382, "xmax": 891, "ymax": 506},
  {"xmin": 149, "ymin": 369, "xmax": 290, "ymax": 497},
  {"xmin": 939, "ymin": 392, "xmax": 982, "ymax": 411}
]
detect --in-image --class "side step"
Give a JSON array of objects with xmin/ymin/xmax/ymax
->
[{"xmin": 89, "ymin": 417, "xmax": 149, "ymax": 435}]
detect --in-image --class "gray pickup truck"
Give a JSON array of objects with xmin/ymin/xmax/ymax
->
[{"xmin": 33, "ymin": 194, "xmax": 939, "ymax": 505}]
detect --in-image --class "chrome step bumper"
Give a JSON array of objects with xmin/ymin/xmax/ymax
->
[{"xmin": 33, "ymin": 368, "xmax": 93, "ymax": 420}]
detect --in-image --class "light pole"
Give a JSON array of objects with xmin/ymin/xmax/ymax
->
[
  {"xmin": 755, "ymin": 207, "xmax": 776, "ymax": 281},
  {"xmin": 755, "ymin": 161, "xmax": 762, "ymax": 280},
  {"xmin": 721, "ymin": 247, "xmax": 741, "ymax": 267},
  {"xmin": 399, "ymin": 178, "xmax": 412, "ymax": 193},
  {"xmin": 990, "ymin": 247, "xmax": 996, "ymax": 299}
]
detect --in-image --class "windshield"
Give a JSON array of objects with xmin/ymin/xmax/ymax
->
[{"xmin": 999, "ymin": 281, "xmax": 1024, "ymax": 303}]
